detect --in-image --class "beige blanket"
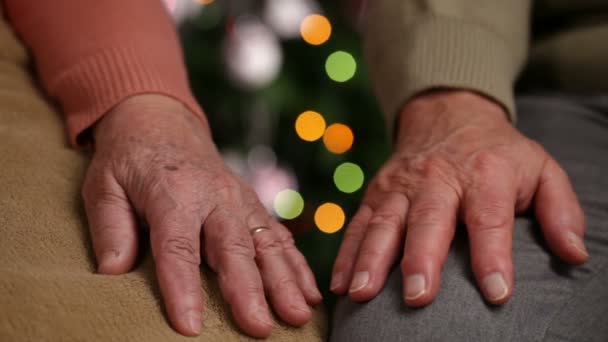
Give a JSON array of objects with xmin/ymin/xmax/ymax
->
[{"xmin": 0, "ymin": 18, "xmax": 327, "ymax": 342}]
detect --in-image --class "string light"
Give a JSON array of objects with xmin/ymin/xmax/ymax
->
[
  {"xmin": 300, "ymin": 14, "xmax": 332, "ymax": 45},
  {"xmin": 323, "ymin": 123, "xmax": 354, "ymax": 154},
  {"xmin": 275, "ymin": 13, "xmax": 362, "ymax": 233},
  {"xmin": 314, "ymin": 202, "xmax": 345, "ymax": 233},
  {"xmin": 325, "ymin": 51, "xmax": 357, "ymax": 82},
  {"xmin": 295, "ymin": 110, "xmax": 326, "ymax": 142},
  {"xmin": 273, "ymin": 189, "xmax": 305, "ymax": 220},
  {"xmin": 333, "ymin": 162, "xmax": 364, "ymax": 193}
]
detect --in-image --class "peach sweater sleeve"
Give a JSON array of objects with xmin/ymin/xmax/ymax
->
[{"xmin": 3, "ymin": 0, "xmax": 206, "ymax": 146}]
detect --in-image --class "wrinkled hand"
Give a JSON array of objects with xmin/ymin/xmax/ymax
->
[
  {"xmin": 82, "ymin": 95, "xmax": 321, "ymax": 338},
  {"xmin": 331, "ymin": 90, "xmax": 588, "ymax": 306}
]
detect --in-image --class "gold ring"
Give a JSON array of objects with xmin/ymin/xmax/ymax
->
[{"xmin": 249, "ymin": 226, "xmax": 271, "ymax": 236}]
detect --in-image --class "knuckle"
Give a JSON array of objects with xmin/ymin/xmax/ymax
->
[
  {"xmin": 466, "ymin": 206, "xmax": 511, "ymax": 232},
  {"xmin": 242, "ymin": 281, "xmax": 265, "ymax": 296},
  {"xmin": 212, "ymin": 176, "xmax": 242, "ymax": 203},
  {"xmin": 368, "ymin": 212, "xmax": 403, "ymax": 228},
  {"xmin": 85, "ymin": 187, "xmax": 132, "ymax": 215},
  {"xmin": 359, "ymin": 246, "xmax": 384, "ymax": 260},
  {"xmin": 409, "ymin": 155, "xmax": 446, "ymax": 179},
  {"xmin": 159, "ymin": 235, "xmax": 200, "ymax": 266},
  {"xmin": 276, "ymin": 229, "xmax": 296, "ymax": 248},
  {"xmin": 243, "ymin": 208, "xmax": 270, "ymax": 230},
  {"xmin": 469, "ymin": 151, "xmax": 504, "ymax": 176},
  {"xmin": 254, "ymin": 232, "xmax": 283, "ymax": 257},
  {"xmin": 95, "ymin": 189, "xmax": 127, "ymax": 207},
  {"xmin": 219, "ymin": 273, "xmax": 263, "ymax": 303},
  {"xmin": 218, "ymin": 233, "xmax": 255, "ymax": 260},
  {"xmin": 373, "ymin": 156, "xmax": 454, "ymax": 195},
  {"xmin": 342, "ymin": 226, "xmax": 365, "ymax": 245},
  {"xmin": 387, "ymin": 170, "xmax": 415, "ymax": 194},
  {"xmin": 293, "ymin": 260, "xmax": 311, "ymax": 276},
  {"xmin": 372, "ymin": 166, "xmax": 397, "ymax": 192},
  {"xmin": 271, "ymin": 276, "xmax": 297, "ymax": 294},
  {"xmin": 367, "ymin": 213, "xmax": 404, "ymax": 236},
  {"xmin": 408, "ymin": 201, "xmax": 446, "ymax": 225},
  {"xmin": 283, "ymin": 248, "xmax": 308, "ymax": 270},
  {"xmin": 372, "ymin": 162, "xmax": 415, "ymax": 195}
]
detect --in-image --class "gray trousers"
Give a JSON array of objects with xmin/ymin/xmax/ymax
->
[{"xmin": 331, "ymin": 94, "xmax": 608, "ymax": 342}]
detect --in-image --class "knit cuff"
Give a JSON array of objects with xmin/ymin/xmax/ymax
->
[
  {"xmin": 365, "ymin": 15, "xmax": 519, "ymax": 138},
  {"xmin": 49, "ymin": 45, "xmax": 206, "ymax": 147}
]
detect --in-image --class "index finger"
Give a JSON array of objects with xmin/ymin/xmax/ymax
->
[
  {"xmin": 401, "ymin": 182, "xmax": 458, "ymax": 306},
  {"xmin": 148, "ymin": 206, "xmax": 204, "ymax": 336}
]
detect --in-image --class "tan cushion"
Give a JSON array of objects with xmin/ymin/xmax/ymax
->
[{"xmin": 0, "ymin": 18, "xmax": 327, "ymax": 342}]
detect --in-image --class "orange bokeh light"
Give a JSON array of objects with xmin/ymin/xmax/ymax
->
[
  {"xmin": 295, "ymin": 111, "xmax": 326, "ymax": 142},
  {"xmin": 300, "ymin": 14, "xmax": 332, "ymax": 46},
  {"xmin": 323, "ymin": 123, "xmax": 354, "ymax": 154},
  {"xmin": 314, "ymin": 202, "xmax": 345, "ymax": 233}
]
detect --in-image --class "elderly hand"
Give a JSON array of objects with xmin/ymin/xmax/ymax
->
[
  {"xmin": 330, "ymin": 90, "xmax": 588, "ymax": 306},
  {"xmin": 82, "ymin": 95, "xmax": 321, "ymax": 338}
]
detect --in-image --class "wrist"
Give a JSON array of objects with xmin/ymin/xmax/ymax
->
[
  {"xmin": 395, "ymin": 89, "xmax": 510, "ymax": 143},
  {"xmin": 404, "ymin": 89, "xmax": 508, "ymax": 120},
  {"xmin": 93, "ymin": 94, "xmax": 211, "ymax": 145}
]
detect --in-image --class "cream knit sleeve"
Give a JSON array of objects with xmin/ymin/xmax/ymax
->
[{"xmin": 364, "ymin": 0, "xmax": 531, "ymax": 134}]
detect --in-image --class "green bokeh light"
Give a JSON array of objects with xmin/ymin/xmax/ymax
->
[
  {"xmin": 325, "ymin": 51, "xmax": 357, "ymax": 82},
  {"xmin": 333, "ymin": 162, "xmax": 364, "ymax": 193},
  {"xmin": 273, "ymin": 189, "xmax": 305, "ymax": 219}
]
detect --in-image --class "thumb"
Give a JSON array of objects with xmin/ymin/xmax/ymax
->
[{"xmin": 82, "ymin": 168, "xmax": 139, "ymax": 274}]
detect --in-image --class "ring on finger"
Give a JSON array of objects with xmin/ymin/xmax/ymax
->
[{"xmin": 249, "ymin": 226, "xmax": 271, "ymax": 236}]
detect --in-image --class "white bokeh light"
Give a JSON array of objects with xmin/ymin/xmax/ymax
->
[
  {"xmin": 224, "ymin": 17, "xmax": 283, "ymax": 89},
  {"xmin": 264, "ymin": 0, "xmax": 320, "ymax": 38},
  {"xmin": 247, "ymin": 145, "xmax": 278, "ymax": 171},
  {"xmin": 252, "ymin": 165, "xmax": 298, "ymax": 214},
  {"xmin": 222, "ymin": 147, "xmax": 298, "ymax": 215},
  {"xmin": 163, "ymin": 0, "xmax": 204, "ymax": 24}
]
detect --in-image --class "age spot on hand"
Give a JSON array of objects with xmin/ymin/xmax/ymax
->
[{"xmin": 164, "ymin": 165, "xmax": 179, "ymax": 171}]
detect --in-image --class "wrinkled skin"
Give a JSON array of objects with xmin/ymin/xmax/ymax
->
[
  {"xmin": 331, "ymin": 90, "xmax": 588, "ymax": 306},
  {"xmin": 82, "ymin": 94, "xmax": 322, "ymax": 338}
]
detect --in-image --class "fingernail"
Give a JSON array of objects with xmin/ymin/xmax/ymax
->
[
  {"xmin": 186, "ymin": 309, "xmax": 202, "ymax": 335},
  {"xmin": 349, "ymin": 271, "xmax": 369, "ymax": 293},
  {"xmin": 97, "ymin": 250, "xmax": 120, "ymax": 272},
  {"xmin": 330, "ymin": 272, "xmax": 343, "ymax": 292},
  {"xmin": 405, "ymin": 274, "xmax": 426, "ymax": 300},
  {"xmin": 312, "ymin": 287, "xmax": 323, "ymax": 301},
  {"xmin": 568, "ymin": 232, "xmax": 588, "ymax": 257},
  {"xmin": 253, "ymin": 305, "xmax": 273, "ymax": 327},
  {"xmin": 292, "ymin": 304, "xmax": 311, "ymax": 315},
  {"xmin": 482, "ymin": 272, "xmax": 508, "ymax": 302}
]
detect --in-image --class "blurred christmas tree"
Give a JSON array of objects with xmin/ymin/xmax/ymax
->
[{"xmin": 171, "ymin": 0, "xmax": 390, "ymax": 310}]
